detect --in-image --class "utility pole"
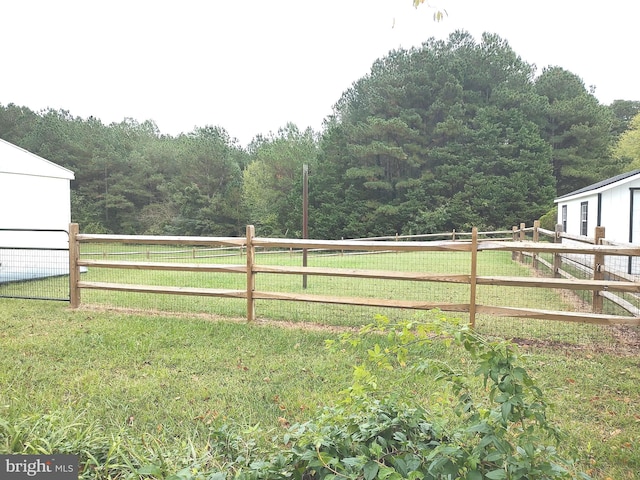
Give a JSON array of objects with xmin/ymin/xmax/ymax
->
[{"xmin": 302, "ymin": 164, "xmax": 308, "ymax": 289}]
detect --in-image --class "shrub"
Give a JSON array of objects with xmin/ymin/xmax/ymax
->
[
  {"xmin": 538, "ymin": 207, "xmax": 558, "ymax": 232},
  {"xmin": 225, "ymin": 313, "xmax": 589, "ymax": 479}
]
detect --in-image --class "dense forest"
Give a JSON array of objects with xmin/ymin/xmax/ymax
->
[{"xmin": 2, "ymin": 31, "xmax": 639, "ymax": 239}]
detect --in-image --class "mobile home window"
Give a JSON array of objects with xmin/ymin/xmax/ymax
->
[
  {"xmin": 580, "ymin": 202, "xmax": 588, "ymax": 236},
  {"xmin": 561, "ymin": 205, "xmax": 567, "ymax": 232}
]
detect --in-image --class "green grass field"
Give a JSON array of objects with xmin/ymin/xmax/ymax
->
[
  {"xmin": 1, "ymin": 248, "xmax": 639, "ymax": 478},
  {"xmin": 0, "ymin": 298, "xmax": 639, "ymax": 479}
]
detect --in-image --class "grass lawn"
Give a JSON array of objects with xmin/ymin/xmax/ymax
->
[{"xmin": 1, "ymin": 299, "xmax": 639, "ymax": 479}]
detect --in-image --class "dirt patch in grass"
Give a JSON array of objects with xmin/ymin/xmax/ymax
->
[
  {"xmin": 74, "ymin": 304, "xmax": 358, "ymax": 334},
  {"xmin": 510, "ymin": 325, "xmax": 640, "ymax": 356},
  {"xmin": 610, "ymin": 324, "xmax": 640, "ymax": 349},
  {"xmin": 76, "ymin": 303, "xmax": 640, "ymax": 356}
]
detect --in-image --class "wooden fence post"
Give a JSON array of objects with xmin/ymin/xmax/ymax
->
[
  {"xmin": 246, "ymin": 225, "xmax": 256, "ymax": 322},
  {"xmin": 532, "ymin": 220, "xmax": 540, "ymax": 270},
  {"xmin": 68, "ymin": 223, "xmax": 81, "ymax": 308},
  {"xmin": 593, "ymin": 226, "xmax": 605, "ymax": 313},
  {"xmin": 553, "ymin": 224, "xmax": 563, "ymax": 278},
  {"xmin": 519, "ymin": 223, "xmax": 526, "ymax": 263},
  {"xmin": 512, "ymin": 225, "xmax": 525, "ymax": 262},
  {"xmin": 469, "ymin": 227, "xmax": 478, "ymax": 329}
]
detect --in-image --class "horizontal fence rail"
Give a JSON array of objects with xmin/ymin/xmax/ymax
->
[
  {"xmin": 528, "ymin": 224, "xmax": 640, "ymax": 318},
  {"xmin": 67, "ymin": 223, "xmax": 640, "ymax": 329}
]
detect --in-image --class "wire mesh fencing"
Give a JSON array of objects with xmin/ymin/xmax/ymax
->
[
  {"xmin": 0, "ymin": 229, "xmax": 71, "ymax": 301},
  {"xmin": 67, "ymin": 226, "xmax": 640, "ymax": 349}
]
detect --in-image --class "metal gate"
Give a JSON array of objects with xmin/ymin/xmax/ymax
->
[{"xmin": 0, "ymin": 229, "xmax": 71, "ymax": 301}]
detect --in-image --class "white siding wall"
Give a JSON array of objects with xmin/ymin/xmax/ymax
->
[
  {"xmin": 599, "ymin": 186, "xmax": 632, "ymax": 243},
  {"xmin": 0, "ymin": 172, "xmax": 71, "ymax": 248},
  {"xmin": 557, "ymin": 194, "xmax": 599, "ymax": 238},
  {"xmin": 0, "ymin": 141, "xmax": 74, "ymax": 283},
  {"xmin": 0, "ymin": 172, "xmax": 72, "ymax": 282}
]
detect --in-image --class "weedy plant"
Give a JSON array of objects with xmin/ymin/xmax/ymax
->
[{"xmin": 212, "ymin": 312, "xmax": 592, "ymax": 479}]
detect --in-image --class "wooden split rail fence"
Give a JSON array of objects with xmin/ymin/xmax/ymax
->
[{"xmin": 68, "ymin": 223, "xmax": 640, "ymax": 328}]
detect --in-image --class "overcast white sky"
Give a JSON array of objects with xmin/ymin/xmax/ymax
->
[{"xmin": 1, "ymin": 0, "xmax": 638, "ymax": 146}]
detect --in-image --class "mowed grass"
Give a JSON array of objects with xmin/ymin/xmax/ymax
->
[
  {"xmin": 1, "ymin": 299, "xmax": 639, "ymax": 478},
  {"xmin": 0, "ymin": 300, "xmax": 356, "ymax": 436}
]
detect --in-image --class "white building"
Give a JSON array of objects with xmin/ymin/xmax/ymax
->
[
  {"xmin": 555, "ymin": 169, "xmax": 640, "ymax": 274},
  {"xmin": 0, "ymin": 138, "xmax": 75, "ymax": 282}
]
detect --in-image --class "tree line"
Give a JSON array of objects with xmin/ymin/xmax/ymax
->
[{"xmin": 1, "ymin": 31, "xmax": 639, "ymax": 239}]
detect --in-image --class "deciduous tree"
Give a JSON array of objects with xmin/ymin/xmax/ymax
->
[
  {"xmin": 614, "ymin": 112, "xmax": 640, "ymax": 169},
  {"xmin": 243, "ymin": 124, "xmax": 317, "ymax": 237}
]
